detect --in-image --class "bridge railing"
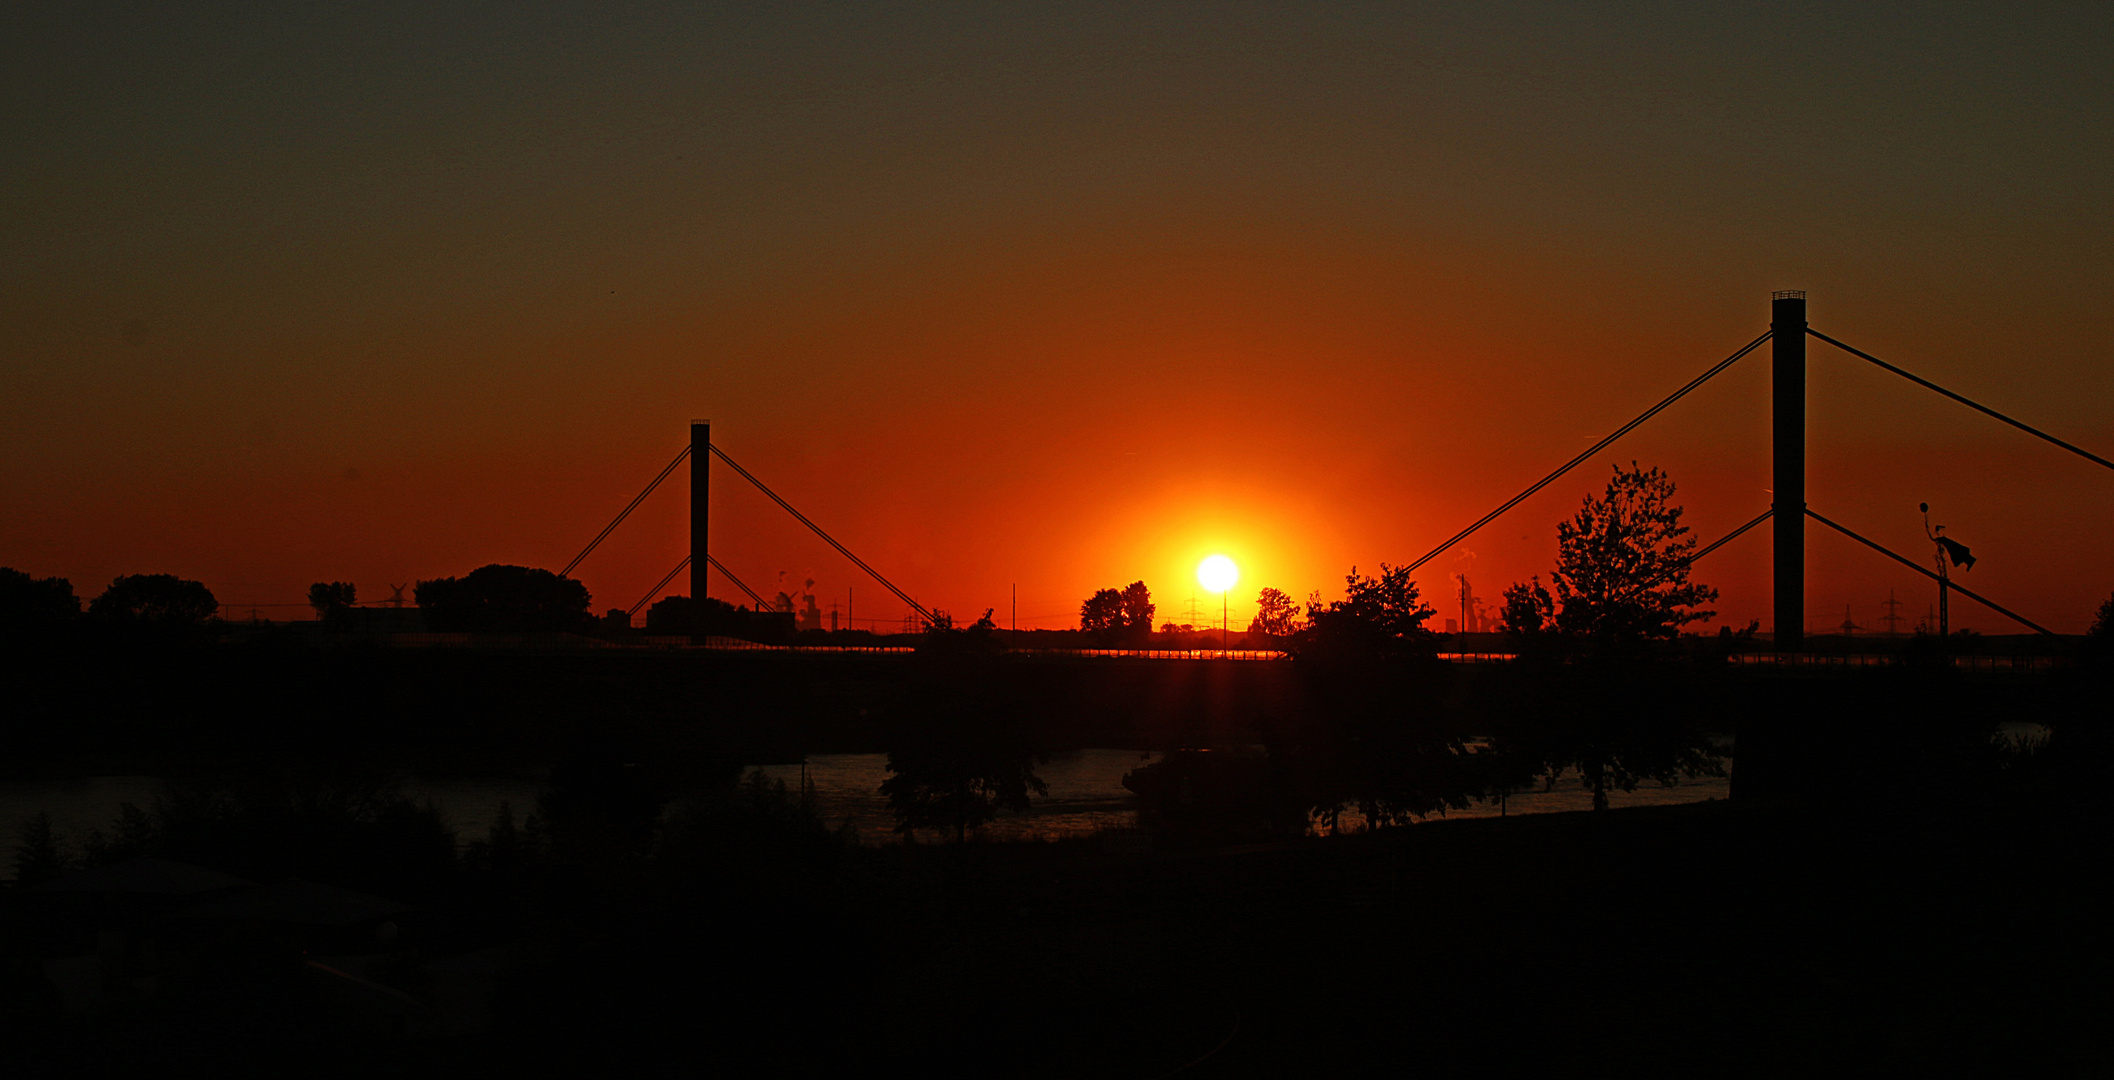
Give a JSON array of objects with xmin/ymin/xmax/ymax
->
[
  {"xmin": 358, "ymin": 635, "xmax": 2063, "ymax": 671},
  {"xmin": 1007, "ymin": 647, "xmax": 1287, "ymax": 661},
  {"xmin": 1728, "ymin": 652, "xmax": 2061, "ymax": 671}
]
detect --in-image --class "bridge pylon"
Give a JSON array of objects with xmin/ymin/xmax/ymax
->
[
  {"xmin": 1772, "ymin": 291, "xmax": 1806, "ymax": 650},
  {"xmin": 692, "ymin": 420, "xmax": 709, "ymax": 604}
]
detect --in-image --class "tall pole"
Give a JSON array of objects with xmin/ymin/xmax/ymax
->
[
  {"xmin": 691, "ymin": 420, "xmax": 709, "ymax": 603},
  {"xmin": 1937, "ymin": 551, "xmax": 1950, "ymax": 638},
  {"xmin": 1771, "ymin": 292, "xmax": 1806, "ymax": 651}
]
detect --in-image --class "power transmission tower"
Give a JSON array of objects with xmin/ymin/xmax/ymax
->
[{"xmin": 1877, "ymin": 589, "xmax": 1904, "ymax": 635}]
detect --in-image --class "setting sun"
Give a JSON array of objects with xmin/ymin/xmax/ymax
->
[{"xmin": 1197, "ymin": 554, "xmax": 1240, "ymax": 594}]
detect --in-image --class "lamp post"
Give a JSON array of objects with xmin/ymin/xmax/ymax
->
[
  {"xmin": 1197, "ymin": 555, "xmax": 1239, "ymax": 658},
  {"xmin": 1920, "ymin": 502, "xmax": 1976, "ymax": 641}
]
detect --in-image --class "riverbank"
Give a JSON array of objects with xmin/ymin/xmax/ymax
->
[
  {"xmin": 12, "ymin": 796, "xmax": 2099, "ymax": 1074},
  {"xmin": 482, "ymin": 797, "xmax": 2101, "ymax": 1074}
]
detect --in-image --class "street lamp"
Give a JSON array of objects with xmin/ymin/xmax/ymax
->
[
  {"xmin": 1920, "ymin": 502, "xmax": 1976, "ymax": 639},
  {"xmin": 1197, "ymin": 555, "xmax": 1239, "ymax": 655}
]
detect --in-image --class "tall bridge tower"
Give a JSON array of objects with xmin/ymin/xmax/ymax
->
[
  {"xmin": 691, "ymin": 420, "xmax": 709, "ymax": 602},
  {"xmin": 1772, "ymin": 291, "xmax": 1806, "ymax": 650}
]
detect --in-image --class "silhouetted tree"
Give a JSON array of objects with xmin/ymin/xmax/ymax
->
[
  {"xmin": 1123, "ymin": 749, "xmax": 1309, "ymax": 842},
  {"xmin": 415, "ymin": 564, "xmax": 593, "ymax": 633},
  {"xmin": 1275, "ymin": 565, "xmax": 1474, "ymax": 828},
  {"xmin": 1551, "ymin": 464, "xmax": 1717, "ymax": 642},
  {"xmin": 647, "ymin": 594, "xmax": 713, "ymax": 633},
  {"xmin": 645, "ymin": 594, "xmax": 793, "ymax": 642},
  {"xmin": 917, "ymin": 608, "xmax": 1003, "ymax": 658},
  {"xmin": 2083, "ymin": 590, "xmax": 2114, "ymax": 670},
  {"xmin": 1487, "ymin": 466, "xmax": 1727, "ymax": 809},
  {"xmin": 79, "ymin": 774, "xmax": 458, "ymax": 900},
  {"xmin": 1500, "ymin": 577, "xmax": 1555, "ymax": 637},
  {"xmin": 882, "ymin": 730, "xmax": 1046, "ymax": 842},
  {"xmin": 13, "ymin": 811, "xmax": 66, "ymax": 885},
  {"xmin": 657, "ymin": 771, "xmax": 850, "ymax": 872},
  {"xmin": 883, "ymin": 633, "xmax": 1045, "ymax": 840},
  {"xmin": 533, "ymin": 759, "xmax": 668, "ymax": 866},
  {"xmin": 1120, "ymin": 581, "xmax": 1154, "ymax": 639},
  {"xmin": 88, "ymin": 573, "xmax": 218, "ymax": 627},
  {"xmin": 461, "ymin": 800, "xmax": 535, "ymax": 876},
  {"xmin": 1080, "ymin": 580, "xmax": 1154, "ymax": 645},
  {"xmin": 1247, "ymin": 586, "xmax": 1302, "ymax": 637},
  {"xmin": 1302, "ymin": 564, "xmax": 1438, "ymax": 655},
  {"xmin": 1490, "ymin": 661, "xmax": 1725, "ymax": 811},
  {"xmin": 1081, "ymin": 589, "xmax": 1121, "ymax": 636},
  {"xmin": 0, "ymin": 567, "xmax": 78, "ymax": 639},
  {"xmin": 1270, "ymin": 663, "xmax": 1478, "ymax": 831},
  {"xmin": 307, "ymin": 580, "xmax": 356, "ymax": 617},
  {"xmin": 306, "ymin": 580, "xmax": 357, "ymax": 632}
]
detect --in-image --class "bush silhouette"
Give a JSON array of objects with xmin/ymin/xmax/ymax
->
[
  {"xmin": 0, "ymin": 567, "xmax": 79, "ymax": 641},
  {"xmin": 416, "ymin": 564, "xmax": 593, "ymax": 633},
  {"xmin": 88, "ymin": 573, "xmax": 218, "ymax": 627}
]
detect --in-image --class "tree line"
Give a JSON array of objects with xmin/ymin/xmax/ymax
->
[
  {"xmin": 0, "ymin": 564, "xmax": 617, "ymax": 639},
  {"xmin": 1, "ymin": 569, "xmax": 220, "ymax": 641}
]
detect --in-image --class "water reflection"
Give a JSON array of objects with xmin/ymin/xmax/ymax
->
[
  {"xmin": 3, "ymin": 749, "xmax": 1739, "ymax": 874},
  {"xmin": 750, "ymin": 748, "xmax": 1159, "ymax": 843},
  {"xmin": 750, "ymin": 749, "xmax": 1733, "ymax": 843},
  {"xmin": 0, "ymin": 775, "xmax": 545, "ymax": 880}
]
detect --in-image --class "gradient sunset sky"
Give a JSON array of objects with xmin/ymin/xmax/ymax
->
[{"xmin": 6, "ymin": 3, "xmax": 2110, "ymax": 633}]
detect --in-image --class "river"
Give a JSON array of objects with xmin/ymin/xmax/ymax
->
[{"xmin": 2, "ymin": 747, "xmax": 1743, "ymax": 878}]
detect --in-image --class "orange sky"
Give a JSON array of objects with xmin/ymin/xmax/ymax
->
[{"xmin": 5, "ymin": 4, "xmax": 2111, "ymax": 633}]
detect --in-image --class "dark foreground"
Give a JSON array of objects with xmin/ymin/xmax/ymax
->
[
  {"xmin": 7, "ymin": 639, "xmax": 2107, "ymax": 1072},
  {"xmin": 9, "ymin": 796, "xmax": 2102, "ymax": 1076}
]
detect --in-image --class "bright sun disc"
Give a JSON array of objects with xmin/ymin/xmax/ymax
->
[{"xmin": 1197, "ymin": 554, "xmax": 1239, "ymax": 593}]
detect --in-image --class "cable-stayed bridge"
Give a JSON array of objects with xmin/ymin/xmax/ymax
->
[{"xmin": 566, "ymin": 292, "xmax": 2108, "ymax": 655}]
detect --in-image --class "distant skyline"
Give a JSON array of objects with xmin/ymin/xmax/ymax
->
[{"xmin": 6, "ymin": 3, "xmax": 2111, "ymax": 631}]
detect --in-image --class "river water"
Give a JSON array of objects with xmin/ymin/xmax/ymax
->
[
  {"xmin": 749, "ymin": 749, "xmax": 1733, "ymax": 842},
  {"xmin": 0, "ymin": 774, "xmax": 545, "ymax": 881},
  {"xmin": 1, "ymin": 748, "xmax": 1740, "ymax": 877}
]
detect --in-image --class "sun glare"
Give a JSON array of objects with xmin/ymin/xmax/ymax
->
[{"xmin": 1197, "ymin": 554, "xmax": 1239, "ymax": 593}]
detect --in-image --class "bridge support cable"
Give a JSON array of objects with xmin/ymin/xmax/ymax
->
[
  {"xmin": 1803, "ymin": 508, "xmax": 2055, "ymax": 636},
  {"xmin": 705, "ymin": 554, "xmax": 768, "ymax": 609},
  {"xmin": 625, "ymin": 553, "xmax": 769, "ymax": 620},
  {"xmin": 627, "ymin": 556, "xmax": 691, "ymax": 619},
  {"xmin": 1808, "ymin": 329, "xmax": 2114, "ymax": 473},
  {"xmin": 561, "ymin": 446, "xmax": 693, "ymax": 578},
  {"xmin": 706, "ymin": 444, "xmax": 938, "ymax": 626},
  {"xmin": 1608, "ymin": 507, "xmax": 1773, "ymax": 607},
  {"xmin": 1690, "ymin": 507, "xmax": 1775, "ymax": 564},
  {"xmin": 1405, "ymin": 330, "xmax": 1774, "ymax": 574}
]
